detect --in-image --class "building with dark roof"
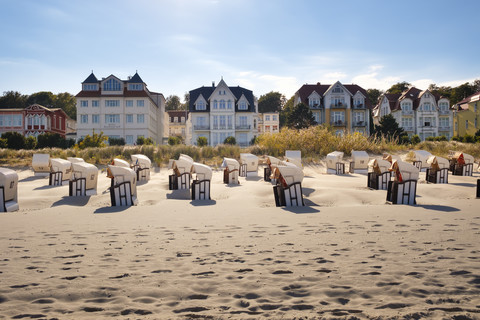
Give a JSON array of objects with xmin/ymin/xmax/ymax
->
[
  {"xmin": 75, "ymin": 72, "xmax": 166, "ymax": 145},
  {"xmin": 452, "ymin": 91, "xmax": 480, "ymax": 137},
  {"xmin": 373, "ymin": 87, "xmax": 452, "ymax": 140},
  {"xmin": 294, "ymin": 81, "xmax": 372, "ymax": 135},
  {"xmin": 187, "ymin": 79, "xmax": 258, "ymax": 146}
]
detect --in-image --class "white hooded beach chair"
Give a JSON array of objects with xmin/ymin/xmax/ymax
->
[
  {"xmin": 239, "ymin": 153, "xmax": 259, "ymax": 177},
  {"xmin": 326, "ymin": 151, "xmax": 345, "ymax": 174},
  {"xmin": 32, "ymin": 153, "xmax": 50, "ymax": 177},
  {"xmin": 168, "ymin": 154, "xmax": 193, "ymax": 190},
  {"xmin": 67, "ymin": 157, "xmax": 85, "ymax": 163},
  {"xmin": 49, "ymin": 158, "xmax": 73, "ymax": 186},
  {"xmin": 131, "ymin": 154, "xmax": 151, "ymax": 181},
  {"xmin": 222, "ymin": 157, "xmax": 240, "ymax": 184},
  {"xmin": 285, "ymin": 150, "xmax": 302, "ymax": 168},
  {"xmin": 367, "ymin": 158, "xmax": 392, "ymax": 190},
  {"xmin": 386, "ymin": 160, "xmax": 419, "ymax": 205},
  {"xmin": 107, "ymin": 165, "xmax": 138, "ymax": 206},
  {"xmin": 449, "ymin": 152, "xmax": 474, "ymax": 176},
  {"xmin": 410, "ymin": 150, "xmax": 432, "ymax": 172},
  {"xmin": 426, "ymin": 155, "xmax": 449, "ymax": 184},
  {"xmin": 0, "ymin": 168, "xmax": 19, "ymax": 212},
  {"xmin": 191, "ymin": 162, "xmax": 212, "ymax": 200},
  {"xmin": 69, "ymin": 162, "xmax": 98, "ymax": 196},
  {"xmin": 264, "ymin": 156, "xmax": 285, "ymax": 182},
  {"xmin": 349, "ymin": 150, "xmax": 369, "ymax": 174},
  {"xmin": 272, "ymin": 163, "xmax": 305, "ymax": 207},
  {"xmin": 111, "ymin": 158, "xmax": 131, "ymax": 168}
]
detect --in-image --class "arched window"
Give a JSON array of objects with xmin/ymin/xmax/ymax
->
[
  {"xmin": 220, "ymin": 100, "xmax": 225, "ymax": 109},
  {"xmin": 103, "ymin": 78, "xmax": 122, "ymax": 91}
]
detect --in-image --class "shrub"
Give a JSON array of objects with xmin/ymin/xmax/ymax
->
[
  {"xmin": 168, "ymin": 136, "xmax": 182, "ymax": 146},
  {"xmin": 0, "ymin": 138, "xmax": 7, "ymax": 148},
  {"xmin": 452, "ymin": 136, "xmax": 460, "ymax": 141},
  {"xmin": 463, "ymin": 134, "xmax": 475, "ymax": 143},
  {"xmin": 197, "ymin": 136, "xmax": 208, "ymax": 147},
  {"xmin": 224, "ymin": 136, "xmax": 236, "ymax": 145},
  {"xmin": 77, "ymin": 130, "xmax": 107, "ymax": 149},
  {"xmin": 1, "ymin": 131, "xmax": 25, "ymax": 150},
  {"xmin": 25, "ymin": 136, "xmax": 37, "ymax": 149},
  {"xmin": 37, "ymin": 132, "xmax": 65, "ymax": 148},
  {"xmin": 411, "ymin": 135, "xmax": 421, "ymax": 144},
  {"xmin": 109, "ymin": 137, "xmax": 125, "ymax": 146},
  {"xmin": 426, "ymin": 136, "xmax": 435, "ymax": 141}
]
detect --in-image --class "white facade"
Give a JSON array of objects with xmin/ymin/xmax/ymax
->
[
  {"xmin": 188, "ymin": 79, "xmax": 258, "ymax": 146},
  {"xmin": 76, "ymin": 73, "xmax": 166, "ymax": 145}
]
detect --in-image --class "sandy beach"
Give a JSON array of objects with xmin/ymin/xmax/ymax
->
[{"xmin": 1, "ymin": 160, "xmax": 480, "ymax": 319}]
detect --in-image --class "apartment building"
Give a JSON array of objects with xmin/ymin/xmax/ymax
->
[
  {"xmin": 258, "ymin": 112, "xmax": 279, "ymax": 134},
  {"xmin": 75, "ymin": 72, "xmax": 166, "ymax": 145},
  {"xmin": 167, "ymin": 110, "xmax": 188, "ymax": 140}
]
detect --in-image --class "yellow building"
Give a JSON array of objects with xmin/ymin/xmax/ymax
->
[{"xmin": 453, "ymin": 91, "xmax": 480, "ymax": 137}]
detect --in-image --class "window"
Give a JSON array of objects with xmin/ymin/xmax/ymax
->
[
  {"xmin": 92, "ymin": 114, "xmax": 99, "ymax": 123},
  {"xmin": 354, "ymin": 112, "xmax": 364, "ymax": 123},
  {"xmin": 265, "ymin": 125, "xmax": 270, "ymax": 131},
  {"xmin": 402, "ymin": 117, "xmax": 413, "ymax": 128},
  {"xmin": 220, "ymin": 100, "xmax": 225, "ymax": 109},
  {"xmin": 238, "ymin": 116, "xmax": 247, "ymax": 126},
  {"xmin": 332, "ymin": 85, "xmax": 343, "ymax": 93},
  {"xmin": 439, "ymin": 102, "xmax": 448, "ymax": 111},
  {"xmin": 309, "ymin": 97, "xmax": 320, "ymax": 107},
  {"xmin": 105, "ymin": 114, "xmax": 120, "ymax": 124},
  {"xmin": 92, "ymin": 100, "xmax": 99, "ymax": 107},
  {"xmin": 196, "ymin": 116, "xmax": 206, "ymax": 127},
  {"xmin": 213, "ymin": 115, "xmax": 218, "ymax": 129},
  {"xmin": 126, "ymin": 135, "xmax": 134, "ymax": 145},
  {"xmin": 331, "ymin": 97, "xmax": 345, "ymax": 106},
  {"xmin": 239, "ymin": 101, "xmax": 247, "ymax": 110},
  {"xmin": 83, "ymin": 84, "xmax": 98, "ymax": 91},
  {"xmin": 331, "ymin": 111, "xmax": 345, "ymax": 124},
  {"xmin": 196, "ymin": 101, "xmax": 206, "ymax": 110},
  {"xmin": 81, "ymin": 115, "xmax": 88, "ymax": 124},
  {"xmin": 219, "ymin": 115, "xmax": 226, "ymax": 128},
  {"xmin": 402, "ymin": 102, "xmax": 412, "ymax": 112},
  {"xmin": 126, "ymin": 114, "xmax": 133, "ymax": 123},
  {"xmin": 128, "ymin": 83, "xmax": 142, "ymax": 91},
  {"xmin": 105, "ymin": 100, "xmax": 120, "ymax": 107},
  {"xmin": 313, "ymin": 112, "xmax": 320, "ymax": 123},
  {"xmin": 80, "ymin": 100, "xmax": 88, "ymax": 107},
  {"xmin": 465, "ymin": 120, "xmax": 468, "ymax": 130},
  {"xmin": 213, "ymin": 100, "xmax": 218, "ymax": 109},
  {"xmin": 126, "ymin": 100, "xmax": 133, "ymax": 107},
  {"xmin": 103, "ymin": 78, "xmax": 122, "ymax": 91},
  {"xmin": 137, "ymin": 100, "xmax": 144, "ymax": 107},
  {"xmin": 272, "ymin": 115, "xmax": 277, "ymax": 121},
  {"xmin": 273, "ymin": 125, "xmax": 278, "ymax": 131},
  {"xmin": 33, "ymin": 115, "xmax": 39, "ymax": 126},
  {"xmin": 265, "ymin": 115, "xmax": 270, "ymax": 121},
  {"xmin": 227, "ymin": 115, "xmax": 233, "ymax": 129},
  {"xmin": 227, "ymin": 100, "xmax": 232, "ymax": 109},
  {"xmin": 423, "ymin": 102, "xmax": 431, "ymax": 111},
  {"xmin": 137, "ymin": 114, "xmax": 145, "ymax": 123},
  {"xmin": 439, "ymin": 117, "xmax": 449, "ymax": 128},
  {"xmin": 13, "ymin": 115, "xmax": 22, "ymax": 127}
]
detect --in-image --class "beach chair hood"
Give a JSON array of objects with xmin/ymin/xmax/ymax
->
[
  {"xmin": 427, "ymin": 155, "xmax": 449, "ymax": 170},
  {"xmin": 285, "ymin": 150, "xmax": 302, "ymax": 168},
  {"xmin": 71, "ymin": 162, "xmax": 98, "ymax": 190},
  {"xmin": 191, "ymin": 162, "xmax": 212, "ymax": 181},
  {"xmin": 274, "ymin": 163, "xmax": 304, "ymax": 186},
  {"xmin": 389, "ymin": 160, "xmax": 419, "ymax": 182},
  {"xmin": 351, "ymin": 150, "xmax": 369, "ymax": 168},
  {"xmin": 0, "ymin": 167, "xmax": 18, "ymax": 202},
  {"xmin": 369, "ymin": 159, "xmax": 391, "ymax": 174},
  {"xmin": 107, "ymin": 165, "xmax": 137, "ymax": 194},
  {"xmin": 222, "ymin": 157, "xmax": 240, "ymax": 171},
  {"xmin": 131, "ymin": 154, "xmax": 151, "ymax": 169},
  {"xmin": 111, "ymin": 158, "xmax": 130, "ymax": 168}
]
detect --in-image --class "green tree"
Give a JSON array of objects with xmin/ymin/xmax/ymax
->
[
  {"xmin": 37, "ymin": 132, "xmax": 65, "ymax": 148},
  {"xmin": 179, "ymin": 92, "xmax": 189, "ymax": 111},
  {"xmin": 24, "ymin": 136, "xmax": 37, "ymax": 149},
  {"xmin": 1, "ymin": 131, "xmax": 25, "ymax": 150},
  {"xmin": 54, "ymin": 92, "xmax": 76, "ymax": 119},
  {"xmin": 108, "ymin": 137, "xmax": 125, "ymax": 146},
  {"xmin": 0, "ymin": 138, "xmax": 7, "ymax": 148},
  {"xmin": 168, "ymin": 136, "xmax": 182, "ymax": 146},
  {"xmin": 0, "ymin": 91, "xmax": 28, "ymax": 108},
  {"xmin": 258, "ymin": 91, "xmax": 284, "ymax": 113},
  {"xmin": 282, "ymin": 103, "xmax": 315, "ymax": 129},
  {"xmin": 165, "ymin": 95, "xmax": 181, "ymax": 111},
  {"xmin": 411, "ymin": 134, "xmax": 421, "ymax": 144},
  {"xmin": 386, "ymin": 82, "xmax": 411, "ymax": 94},
  {"xmin": 197, "ymin": 136, "xmax": 208, "ymax": 147},
  {"xmin": 366, "ymin": 88, "xmax": 383, "ymax": 106},
  {"xmin": 77, "ymin": 130, "xmax": 107, "ymax": 149},
  {"xmin": 280, "ymin": 95, "xmax": 295, "ymax": 127},
  {"xmin": 224, "ymin": 136, "xmax": 236, "ymax": 145},
  {"xmin": 26, "ymin": 91, "xmax": 55, "ymax": 107},
  {"xmin": 373, "ymin": 114, "xmax": 407, "ymax": 142}
]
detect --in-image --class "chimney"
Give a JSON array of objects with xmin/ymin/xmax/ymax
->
[{"xmin": 212, "ymin": 81, "xmax": 215, "ymax": 87}]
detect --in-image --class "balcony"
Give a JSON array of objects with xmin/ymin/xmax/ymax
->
[
  {"xmin": 235, "ymin": 124, "xmax": 251, "ymax": 130},
  {"xmin": 330, "ymin": 103, "xmax": 347, "ymax": 108},
  {"xmin": 438, "ymin": 125, "xmax": 451, "ymax": 131},
  {"xmin": 353, "ymin": 104, "xmax": 365, "ymax": 109},
  {"xmin": 438, "ymin": 109, "xmax": 450, "ymax": 115},
  {"xmin": 194, "ymin": 125, "xmax": 210, "ymax": 130},
  {"xmin": 331, "ymin": 120, "xmax": 347, "ymax": 127},
  {"xmin": 402, "ymin": 110, "xmax": 414, "ymax": 116},
  {"xmin": 352, "ymin": 121, "xmax": 366, "ymax": 127},
  {"xmin": 309, "ymin": 103, "xmax": 324, "ymax": 109},
  {"xmin": 403, "ymin": 126, "xmax": 414, "ymax": 132},
  {"xmin": 212, "ymin": 125, "xmax": 234, "ymax": 130}
]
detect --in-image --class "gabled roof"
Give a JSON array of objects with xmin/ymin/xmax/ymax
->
[
  {"xmin": 128, "ymin": 72, "xmax": 144, "ymax": 84},
  {"xmin": 189, "ymin": 81, "xmax": 255, "ymax": 112},
  {"xmin": 295, "ymin": 82, "xmax": 372, "ymax": 108},
  {"xmin": 82, "ymin": 72, "xmax": 98, "ymax": 84},
  {"xmin": 455, "ymin": 90, "xmax": 480, "ymax": 106}
]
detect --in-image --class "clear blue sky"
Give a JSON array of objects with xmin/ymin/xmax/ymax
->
[{"xmin": 0, "ymin": 0, "xmax": 478, "ymax": 101}]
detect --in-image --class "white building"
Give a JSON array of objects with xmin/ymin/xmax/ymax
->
[
  {"xmin": 373, "ymin": 87, "xmax": 452, "ymax": 140},
  {"xmin": 258, "ymin": 112, "xmax": 279, "ymax": 134},
  {"xmin": 76, "ymin": 72, "xmax": 166, "ymax": 145},
  {"xmin": 187, "ymin": 79, "xmax": 258, "ymax": 146}
]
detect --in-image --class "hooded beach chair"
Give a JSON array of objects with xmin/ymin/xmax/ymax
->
[
  {"xmin": 0, "ymin": 167, "xmax": 19, "ymax": 212},
  {"xmin": 326, "ymin": 151, "xmax": 345, "ymax": 174},
  {"xmin": 349, "ymin": 150, "xmax": 369, "ymax": 174},
  {"xmin": 168, "ymin": 154, "xmax": 193, "ymax": 190},
  {"xmin": 191, "ymin": 162, "xmax": 212, "ymax": 200},
  {"xmin": 107, "ymin": 165, "xmax": 138, "ymax": 206},
  {"xmin": 386, "ymin": 160, "xmax": 419, "ymax": 205},
  {"xmin": 111, "ymin": 158, "xmax": 131, "ymax": 168},
  {"xmin": 272, "ymin": 163, "xmax": 305, "ymax": 207},
  {"xmin": 425, "ymin": 155, "xmax": 449, "ymax": 184},
  {"xmin": 367, "ymin": 158, "xmax": 392, "ymax": 190},
  {"xmin": 239, "ymin": 153, "xmax": 259, "ymax": 177},
  {"xmin": 264, "ymin": 156, "xmax": 285, "ymax": 182},
  {"xmin": 285, "ymin": 150, "xmax": 302, "ymax": 168},
  {"xmin": 32, "ymin": 153, "xmax": 50, "ymax": 177},
  {"xmin": 69, "ymin": 162, "xmax": 98, "ymax": 196},
  {"xmin": 222, "ymin": 157, "xmax": 240, "ymax": 184},
  {"xmin": 409, "ymin": 150, "xmax": 432, "ymax": 172},
  {"xmin": 131, "ymin": 154, "xmax": 151, "ymax": 181},
  {"xmin": 67, "ymin": 157, "xmax": 85, "ymax": 164},
  {"xmin": 49, "ymin": 158, "xmax": 73, "ymax": 186},
  {"xmin": 449, "ymin": 152, "xmax": 474, "ymax": 176}
]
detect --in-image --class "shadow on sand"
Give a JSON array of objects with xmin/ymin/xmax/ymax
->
[
  {"xmin": 190, "ymin": 199, "xmax": 217, "ymax": 206},
  {"xmin": 417, "ymin": 204, "xmax": 460, "ymax": 212},
  {"xmin": 94, "ymin": 206, "xmax": 130, "ymax": 214},
  {"xmin": 166, "ymin": 189, "xmax": 191, "ymax": 200},
  {"xmin": 52, "ymin": 196, "xmax": 91, "ymax": 207}
]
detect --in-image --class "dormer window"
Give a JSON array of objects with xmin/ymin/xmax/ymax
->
[
  {"xmin": 239, "ymin": 101, "xmax": 247, "ymax": 110},
  {"xmin": 196, "ymin": 101, "xmax": 206, "ymax": 110},
  {"xmin": 309, "ymin": 97, "xmax": 320, "ymax": 107},
  {"xmin": 128, "ymin": 83, "xmax": 143, "ymax": 91},
  {"xmin": 333, "ymin": 85, "xmax": 343, "ymax": 93},
  {"xmin": 83, "ymin": 84, "xmax": 98, "ymax": 91},
  {"xmin": 103, "ymin": 78, "xmax": 122, "ymax": 91}
]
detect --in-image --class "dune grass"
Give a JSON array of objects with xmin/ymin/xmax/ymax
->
[{"xmin": 1, "ymin": 127, "xmax": 478, "ymax": 168}]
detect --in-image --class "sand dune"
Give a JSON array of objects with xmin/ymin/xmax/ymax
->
[{"xmin": 0, "ymin": 161, "xmax": 480, "ymax": 319}]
